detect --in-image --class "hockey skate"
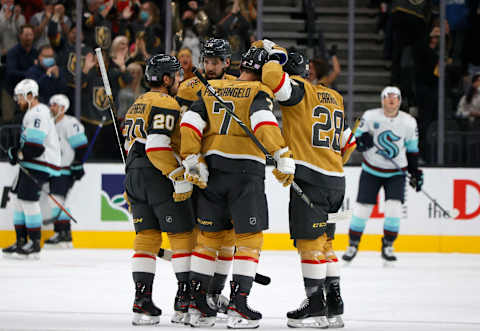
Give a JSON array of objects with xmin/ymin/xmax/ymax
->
[
  {"xmin": 44, "ymin": 230, "xmax": 73, "ymax": 249},
  {"xmin": 341, "ymin": 245, "xmax": 358, "ymax": 263},
  {"xmin": 132, "ymin": 281, "xmax": 161, "ymax": 325},
  {"xmin": 171, "ymin": 281, "xmax": 190, "ymax": 324},
  {"xmin": 227, "ymin": 281, "xmax": 261, "ymax": 329},
  {"xmin": 188, "ymin": 279, "xmax": 217, "ymax": 328},
  {"xmin": 381, "ymin": 238, "xmax": 397, "ymax": 266},
  {"xmin": 286, "ymin": 293, "xmax": 328, "ymax": 329},
  {"xmin": 207, "ymin": 291, "xmax": 230, "ymax": 323},
  {"xmin": 16, "ymin": 240, "xmax": 41, "ymax": 260},
  {"xmin": 2, "ymin": 238, "xmax": 27, "ymax": 259},
  {"xmin": 326, "ymin": 281, "xmax": 344, "ymax": 328}
]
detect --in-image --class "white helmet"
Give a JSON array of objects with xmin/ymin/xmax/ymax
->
[
  {"xmin": 49, "ymin": 94, "xmax": 70, "ymax": 113},
  {"xmin": 381, "ymin": 86, "xmax": 402, "ymax": 106},
  {"xmin": 14, "ymin": 79, "xmax": 39, "ymax": 100}
]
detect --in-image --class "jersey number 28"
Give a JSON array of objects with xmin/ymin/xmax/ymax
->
[{"xmin": 312, "ymin": 106, "xmax": 343, "ymax": 152}]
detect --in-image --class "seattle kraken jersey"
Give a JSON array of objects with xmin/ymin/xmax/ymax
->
[
  {"xmin": 356, "ymin": 108, "xmax": 419, "ymax": 177},
  {"xmin": 176, "ymin": 74, "xmax": 237, "ymax": 113},
  {"xmin": 123, "ymin": 90, "xmax": 182, "ymax": 176},
  {"xmin": 21, "ymin": 103, "xmax": 61, "ymax": 176},
  {"xmin": 55, "ymin": 115, "xmax": 88, "ymax": 170},
  {"xmin": 180, "ymin": 79, "xmax": 287, "ymax": 176},
  {"xmin": 262, "ymin": 61, "xmax": 348, "ymax": 188}
]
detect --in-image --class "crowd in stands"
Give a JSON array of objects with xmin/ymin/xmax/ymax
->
[{"xmin": 0, "ymin": 0, "xmax": 257, "ymax": 161}]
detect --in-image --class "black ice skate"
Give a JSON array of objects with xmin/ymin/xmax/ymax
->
[
  {"xmin": 16, "ymin": 240, "xmax": 41, "ymax": 259},
  {"xmin": 286, "ymin": 293, "xmax": 328, "ymax": 328},
  {"xmin": 132, "ymin": 281, "xmax": 161, "ymax": 325},
  {"xmin": 188, "ymin": 279, "xmax": 217, "ymax": 327},
  {"xmin": 227, "ymin": 281, "xmax": 261, "ymax": 329},
  {"xmin": 44, "ymin": 230, "xmax": 72, "ymax": 249},
  {"xmin": 341, "ymin": 245, "xmax": 358, "ymax": 262},
  {"xmin": 326, "ymin": 281, "xmax": 345, "ymax": 328},
  {"xmin": 2, "ymin": 237, "xmax": 26, "ymax": 259},
  {"xmin": 171, "ymin": 281, "xmax": 190, "ymax": 324},
  {"xmin": 381, "ymin": 238, "xmax": 397, "ymax": 263}
]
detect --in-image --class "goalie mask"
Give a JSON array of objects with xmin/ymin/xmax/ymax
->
[{"xmin": 240, "ymin": 47, "xmax": 269, "ymax": 75}]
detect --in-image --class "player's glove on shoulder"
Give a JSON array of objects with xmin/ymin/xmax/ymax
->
[
  {"xmin": 253, "ymin": 39, "xmax": 288, "ymax": 65},
  {"xmin": 182, "ymin": 153, "xmax": 209, "ymax": 189},
  {"xmin": 356, "ymin": 132, "xmax": 374, "ymax": 152},
  {"xmin": 273, "ymin": 147, "xmax": 295, "ymax": 187},
  {"xmin": 168, "ymin": 166, "xmax": 193, "ymax": 202},
  {"xmin": 408, "ymin": 169, "xmax": 423, "ymax": 192}
]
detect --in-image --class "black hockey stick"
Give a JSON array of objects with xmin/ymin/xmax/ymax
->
[
  {"xmin": 158, "ymin": 248, "xmax": 271, "ymax": 285},
  {"xmin": 0, "ymin": 146, "xmax": 79, "ymax": 223},
  {"xmin": 372, "ymin": 143, "xmax": 459, "ymax": 219},
  {"xmin": 193, "ymin": 68, "xmax": 326, "ymax": 218}
]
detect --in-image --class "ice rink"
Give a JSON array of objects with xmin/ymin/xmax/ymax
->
[{"xmin": 1, "ymin": 249, "xmax": 480, "ymax": 331}]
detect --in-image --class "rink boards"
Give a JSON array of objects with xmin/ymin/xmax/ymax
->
[{"xmin": 0, "ymin": 162, "xmax": 479, "ymax": 253}]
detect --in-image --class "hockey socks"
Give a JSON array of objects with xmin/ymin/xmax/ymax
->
[{"xmin": 131, "ymin": 253, "xmax": 160, "ymax": 325}]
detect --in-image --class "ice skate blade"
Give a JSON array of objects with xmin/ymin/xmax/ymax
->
[
  {"xmin": 132, "ymin": 312, "xmax": 160, "ymax": 325},
  {"xmin": 3, "ymin": 252, "xmax": 30, "ymax": 260},
  {"xmin": 383, "ymin": 260, "xmax": 396, "ymax": 268},
  {"xmin": 187, "ymin": 308, "xmax": 215, "ymax": 327},
  {"xmin": 171, "ymin": 311, "xmax": 189, "ymax": 324},
  {"xmin": 287, "ymin": 316, "xmax": 329, "ymax": 329},
  {"xmin": 216, "ymin": 313, "xmax": 229, "ymax": 323},
  {"xmin": 227, "ymin": 310, "xmax": 260, "ymax": 329},
  {"xmin": 327, "ymin": 315, "xmax": 344, "ymax": 328},
  {"xmin": 44, "ymin": 242, "xmax": 72, "ymax": 249}
]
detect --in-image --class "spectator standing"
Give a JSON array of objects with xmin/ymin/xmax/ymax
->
[
  {"xmin": 117, "ymin": 62, "xmax": 145, "ymax": 121},
  {"xmin": 26, "ymin": 44, "xmax": 67, "ymax": 104},
  {"xmin": 177, "ymin": 47, "xmax": 195, "ymax": 80},
  {"xmin": 0, "ymin": 0, "xmax": 25, "ymax": 58},
  {"xmin": 30, "ymin": 0, "xmax": 71, "ymax": 49},
  {"xmin": 308, "ymin": 47, "xmax": 341, "ymax": 89},
  {"xmin": 83, "ymin": 0, "xmax": 114, "ymax": 50}
]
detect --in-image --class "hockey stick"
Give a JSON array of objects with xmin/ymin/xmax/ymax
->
[
  {"xmin": 193, "ymin": 68, "xmax": 345, "ymax": 222},
  {"xmin": 94, "ymin": 48, "xmax": 126, "ymax": 165},
  {"xmin": 0, "ymin": 146, "xmax": 79, "ymax": 223},
  {"xmin": 373, "ymin": 144, "xmax": 459, "ymax": 219},
  {"xmin": 82, "ymin": 115, "xmax": 107, "ymax": 163},
  {"xmin": 157, "ymin": 248, "xmax": 271, "ymax": 286}
]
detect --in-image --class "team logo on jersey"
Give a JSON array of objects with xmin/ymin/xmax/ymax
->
[
  {"xmin": 101, "ymin": 174, "xmax": 129, "ymax": 222},
  {"xmin": 93, "ymin": 87, "xmax": 109, "ymax": 111},
  {"xmin": 376, "ymin": 130, "xmax": 400, "ymax": 159},
  {"xmin": 95, "ymin": 26, "xmax": 111, "ymax": 49},
  {"xmin": 67, "ymin": 53, "xmax": 85, "ymax": 75}
]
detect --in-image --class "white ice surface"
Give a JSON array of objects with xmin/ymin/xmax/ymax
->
[{"xmin": 1, "ymin": 249, "xmax": 480, "ymax": 331}]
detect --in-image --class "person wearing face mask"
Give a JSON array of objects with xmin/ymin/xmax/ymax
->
[{"xmin": 25, "ymin": 44, "xmax": 67, "ymax": 104}]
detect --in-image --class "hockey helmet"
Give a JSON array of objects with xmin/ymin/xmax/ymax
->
[
  {"xmin": 283, "ymin": 48, "xmax": 309, "ymax": 78},
  {"xmin": 145, "ymin": 54, "xmax": 183, "ymax": 84},
  {"xmin": 381, "ymin": 86, "xmax": 402, "ymax": 105},
  {"xmin": 201, "ymin": 38, "xmax": 231, "ymax": 61},
  {"xmin": 49, "ymin": 94, "xmax": 70, "ymax": 113},
  {"xmin": 240, "ymin": 46, "xmax": 269, "ymax": 74},
  {"xmin": 13, "ymin": 79, "xmax": 39, "ymax": 101}
]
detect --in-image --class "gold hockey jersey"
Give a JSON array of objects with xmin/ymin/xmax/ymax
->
[
  {"xmin": 180, "ymin": 79, "xmax": 287, "ymax": 176},
  {"xmin": 262, "ymin": 61, "xmax": 349, "ymax": 188},
  {"xmin": 123, "ymin": 90, "xmax": 181, "ymax": 176},
  {"xmin": 176, "ymin": 74, "xmax": 237, "ymax": 112}
]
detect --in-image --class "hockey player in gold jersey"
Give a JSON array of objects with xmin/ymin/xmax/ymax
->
[
  {"xmin": 255, "ymin": 40, "xmax": 356, "ymax": 328},
  {"xmin": 179, "ymin": 46, "xmax": 295, "ymax": 328},
  {"xmin": 176, "ymin": 38, "xmax": 239, "ymax": 316},
  {"xmin": 123, "ymin": 54, "xmax": 195, "ymax": 326}
]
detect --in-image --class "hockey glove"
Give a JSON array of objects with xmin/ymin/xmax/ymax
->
[
  {"xmin": 408, "ymin": 169, "xmax": 423, "ymax": 192},
  {"xmin": 356, "ymin": 132, "xmax": 374, "ymax": 152},
  {"xmin": 168, "ymin": 166, "xmax": 193, "ymax": 202},
  {"xmin": 182, "ymin": 154, "xmax": 209, "ymax": 189},
  {"xmin": 70, "ymin": 162, "xmax": 85, "ymax": 181},
  {"xmin": 272, "ymin": 147, "xmax": 295, "ymax": 187},
  {"xmin": 261, "ymin": 39, "xmax": 288, "ymax": 65},
  {"xmin": 7, "ymin": 147, "xmax": 19, "ymax": 165}
]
